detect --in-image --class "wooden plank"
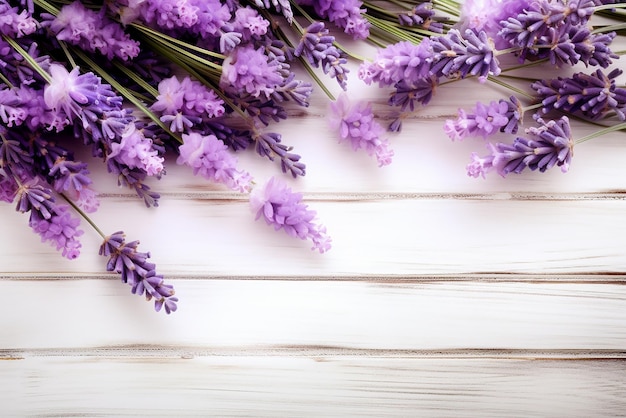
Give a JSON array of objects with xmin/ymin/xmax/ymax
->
[
  {"xmin": 2, "ymin": 198, "xmax": 626, "ymax": 275},
  {"xmin": 1, "ymin": 355, "xmax": 625, "ymax": 416},
  {"xmin": 2, "ymin": 280, "xmax": 625, "ymax": 350}
]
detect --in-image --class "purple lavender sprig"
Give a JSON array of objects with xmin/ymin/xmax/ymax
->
[
  {"xmin": 100, "ymin": 231, "xmax": 178, "ymax": 314},
  {"xmin": 532, "ymin": 68, "xmax": 626, "ymax": 121},
  {"xmin": 250, "ymin": 176, "xmax": 331, "ymax": 253},
  {"xmin": 294, "ymin": 21, "xmax": 350, "ymax": 90},
  {"xmin": 467, "ymin": 116, "xmax": 574, "ymax": 178},
  {"xmin": 328, "ymin": 93, "xmax": 393, "ymax": 167}
]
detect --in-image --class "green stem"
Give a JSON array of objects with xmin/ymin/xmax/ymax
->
[
  {"xmin": 61, "ymin": 193, "xmax": 106, "ymax": 239},
  {"xmin": 486, "ymin": 75, "xmax": 534, "ymax": 99},
  {"xmin": 575, "ymin": 121, "xmax": 626, "ymax": 144}
]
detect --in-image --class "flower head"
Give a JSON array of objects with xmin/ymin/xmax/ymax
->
[
  {"xmin": 177, "ymin": 132, "xmax": 252, "ymax": 192},
  {"xmin": 220, "ymin": 45, "xmax": 284, "ymax": 98},
  {"xmin": 100, "ymin": 231, "xmax": 178, "ymax": 314},
  {"xmin": 469, "ymin": 116, "xmax": 574, "ymax": 178},
  {"xmin": 329, "ymin": 93, "xmax": 393, "ymax": 167},
  {"xmin": 250, "ymin": 176, "xmax": 331, "ymax": 253}
]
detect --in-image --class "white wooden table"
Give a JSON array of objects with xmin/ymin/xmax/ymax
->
[{"xmin": 2, "ymin": 34, "xmax": 626, "ymax": 416}]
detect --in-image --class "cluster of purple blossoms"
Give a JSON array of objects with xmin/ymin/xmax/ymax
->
[
  {"xmin": 15, "ymin": 179, "xmax": 84, "ymax": 260},
  {"xmin": 177, "ymin": 132, "xmax": 252, "ymax": 192},
  {"xmin": 444, "ymin": 96, "xmax": 522, "ymax": 140},
  {"xmin": 532, "ymin": 68, "xmax": 626, "ymax": 121},
  {"xmin": 250, "ymin": 176, "xmax": 331, "ymax": 253},
  {"xmin": 498, "ymin": 0, "xmax": 617, "ymax": 67},
  {"xmin": 151, "ymin": 75, "xmax": 225, "ymax": 133},
  {"xmin": 100, "ymin": 231, "xmax": 178, "ymax": 314},
  {"xmin": 296, "ymin": 0, "xmax": 370, "ymax": 40},
  {"xmin": 467, "ymin": 116, "xmax": 574, "ymax": 178},
  {"xmin": 0, "ymin": 0, "xmax": 38, "ymax": 38},
  {"xmin": 359, "ymin": 27, "xmax": 501, "ymax": 130},
  {"xmin": 328, "ymin": 93, "xmax": 393, "ymax": 167},
  {"xmin": 398, "ymin": 3, "xmax": 444, "ymax": 34},
  {"xmin": 294, "ymin": 22, "xmax": 350, "ymax": 90},
  {"xmin": 220, "ymin": 45, "xmax": 285, "ymax": 99},
  {"xmin": 43, "ymin": 1, "xmax": 140, "ymax": 61}
]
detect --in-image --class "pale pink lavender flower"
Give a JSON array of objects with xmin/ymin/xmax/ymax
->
[
  {"xmin": 328, "ymin": 93, "xmax": 393, "ymax": 167},
  {"xmin": 177, "ymin": 132, "xmax": 252, "ymax": 192},
  {"xmin": 532, "ymin": 68, "xmax": 626, "ymax": 121},
  {"xmin": 250, "ymin": 176, "xmax": 331, "ymax": 253},
  {"xmin": 467, "ymin": 116, "xmax": 574, "ymax": 178},
  {"xmin": 108, "ymin": 123, "xmax": 164, "ymax": 177},
  {"xmin": 100, "ymin": 231, "xmax": 178, "ymax": 314},
  {"xmin": 220, "ymin": 45, "xmax": 284, "ymax": 98},
  {"xmin": 44, "ymin": 1, "xmax": 139, "ymax": 61}
]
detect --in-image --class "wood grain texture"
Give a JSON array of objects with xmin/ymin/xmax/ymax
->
[
  {"xmin": 1, "ymin": 19, "xmax": 626, "ymax": 417},
  {"xmin": 2, "ymin": 356, "xmax": 626, "ymax": 417}
]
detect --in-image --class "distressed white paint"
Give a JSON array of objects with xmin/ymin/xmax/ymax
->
[{"xmin": 1, "ymin": 24, "xmax": 625, "ymax": 417}]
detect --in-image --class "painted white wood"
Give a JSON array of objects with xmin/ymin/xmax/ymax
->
[
  {"xmin": 2, "ymin": 356, "xmax": 626, "ymax": 417},
  {"xmin": 2, "ymin": 197, "xmax": 626, "ymax": 275},
  {"xmin": 1, "ymin": 14, "xmax": 625, "ymax": 417},
  {"xmin": 1, "ymin": 280, "xmax": 625, "ymax": 350}
]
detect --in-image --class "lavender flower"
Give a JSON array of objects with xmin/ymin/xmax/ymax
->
[
  {"xmin": 399, "ymin": 2, "xmax": 443, "ymax": 33},
  {"xmin": 444, "ymin": 97, "xmax": 521, "ymax": 140},
  {"xmin": 532, "ymin": 68, "xmax": 626, "ymax": 121},
  {"xmin": 460, "ymin": 0, "xmax": 531, "ymax": 49},
  {"xmin": 388, "ymin": 76, "xmax": 439, "ymax": 112},
  {"xmin": 44, "ymin": 1, "xmax": 140, "ymax": 61},
  {"xmin": 0, "ymin": 169, "xmax": 18, "ymax": 202},
  {"xmin": 15, "ymin": 179, "xmax": 83, "ymax": 259},
  {"xmin": 151, "ymin": 75, "xmax": 225, "ymax": 133},
  {"xmin": 253, "ymin": 130, "xmax": 306, "ymax": 177},
  {"xmin": 250, "ymin": 176, "xmax": 331, "ymax": 253},
  {"xmin": 49, "ymin": 158, "xmax": 100, "ymax": 213},
  {"xmin": 252, "ymin": 0, "xmax": 293, "ymax": 23},
  {"xmin": 220, "ymin": 45, "xmax": 284, "ymax": 98},
  {"xmin": 177, "ymin": 132, "xmax": 252, "ymax": 192},
  {"xmin": 43, "ymin": 64, "xmax": 124, "ymax": 133},
  {"xmin": 468, "ymin": 116, "xmax": 574, "ymax": 178},
  {"xmin": 358, "ymin": 39, "xmax": 434, "ymax": 87},
  {"xmin": 328, "ymin": 93, "xmax": 393, "ymax": 167},
  {"xmin": 108, "ymin": 123, "xmax": 165, "ymax": 177},
  {"xmin": 100, "ymin": 231, "xmax": 178, "ymax": 314},
  {"xmin": 294, "ymin": 21, "xmax": 350, "ymax": 90},
  {"xmin": 0, "ymin": 0, "xmax": 38, "ymax": 38},
  {"xmin": 430, "ymin": 28, "xmax": 501, "ymax": 82},
  {"xmin": 297, "ymin": 0, "xmax": 370, "ymax": 40},
  {"xmin": 232, "ymin": 6, "xmax": 270, "ymax": 42}
]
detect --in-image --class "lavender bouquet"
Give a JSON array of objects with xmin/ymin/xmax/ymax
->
[{"xmin": 1, "ymin": 0, "xmax": 624, "ymax": 313}]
